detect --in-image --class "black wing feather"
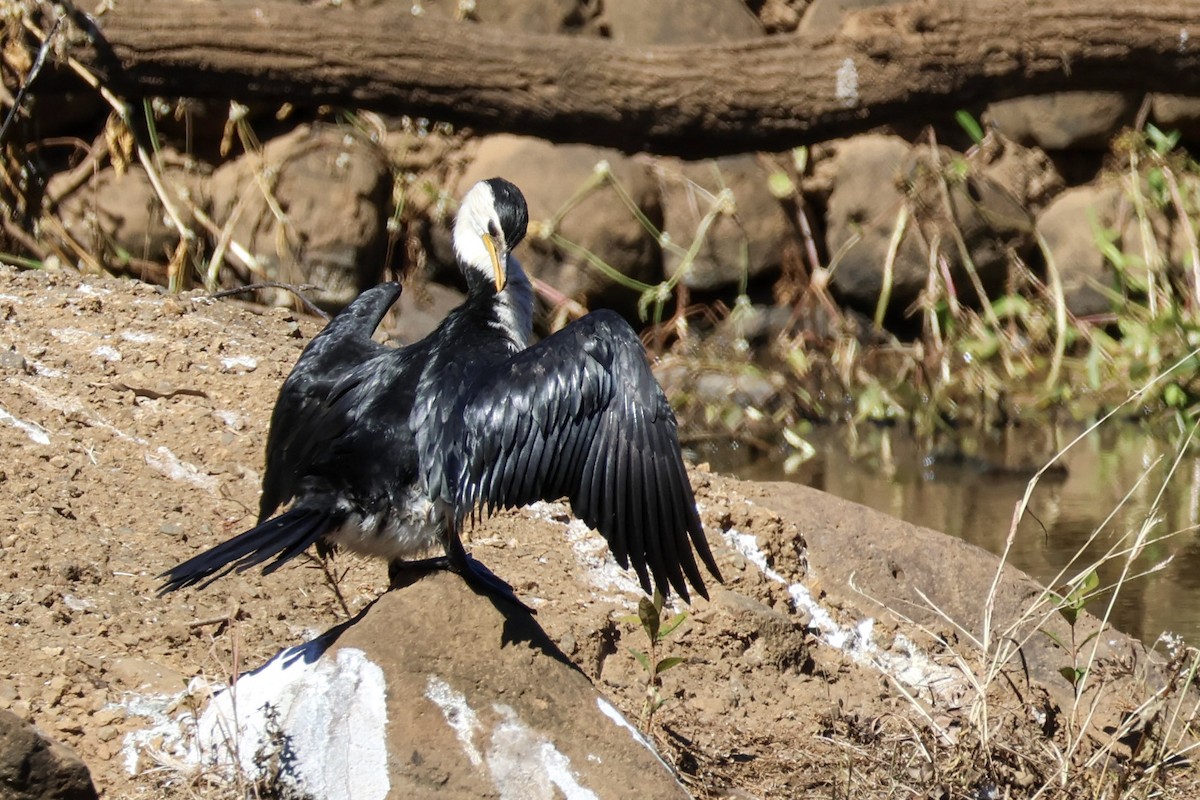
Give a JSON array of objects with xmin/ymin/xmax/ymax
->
[
  {"xmin": 258, "ymin": 283, "xmax": 402, "ymax": 521},
  {"xmin": 611, "ymin": 432, "xmax": 632, "ymax": 567},
  {"xmin": 159, "ymin": 507, "xmax": 336, "ymax": 593},
  {"xmin": 625, "ymin": 419, "xmax": 647, "ymax": 581},
  {"xmin": 599, "ymin": 422, "xmax": 622, "ymax": 558},
  {"xmin": 646, "ymin": 446, "xmax": 675, "ymax": 593},
  {"xmin": 452, "ymin": 310, "xmax": 722, "ymax": 600}
]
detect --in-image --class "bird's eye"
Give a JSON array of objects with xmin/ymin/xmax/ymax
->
[{"xmin": 488, "ymin": 220, "xmax": 501, "ymax": 240}]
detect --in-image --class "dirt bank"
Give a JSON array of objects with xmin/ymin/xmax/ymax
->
[{"xmin": 0, "ymin": 265, "xmax": 1195, "ymax": 799}]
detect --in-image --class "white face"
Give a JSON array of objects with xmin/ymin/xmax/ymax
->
[{"xmin": 453, "ymin": 181, "xmax": 504, "ymax": 286}]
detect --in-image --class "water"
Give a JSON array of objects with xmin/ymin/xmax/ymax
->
[{"xmin": 703, "ymin": 424, "xmax": 1200, "ymax": 649}]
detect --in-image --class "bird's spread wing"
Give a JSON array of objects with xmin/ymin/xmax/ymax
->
[
  {"xmin": 258, "ymin": 282, "xmax": 402, "ymax": 520},
  {"xmin": 453, "ymin": 309, "xmax": 722, "ymax": 600}
]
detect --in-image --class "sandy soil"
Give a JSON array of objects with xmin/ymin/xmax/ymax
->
[
  {"xmin": 0, "ymin": 265, "xmax": 826, "ymax": 797},
  {"xmin": 0, "ymin": 265, "xmax": 1195, "ymax": 799}
]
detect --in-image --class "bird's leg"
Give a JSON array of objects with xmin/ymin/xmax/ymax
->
[
  {"xmin": 444, "ymin": 526, "xmax": 534, "ymax": 613},
  {"xmin": 386, "ymin": 555, "xmax": 451, "ymax": 587}
]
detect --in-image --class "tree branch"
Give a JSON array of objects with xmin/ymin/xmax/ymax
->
[{"xmin": 58, "ymin": 0, "xmax": 1200, "ymax": 157}]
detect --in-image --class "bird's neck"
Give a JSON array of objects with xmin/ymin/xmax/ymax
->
[
  {"xmin": 466, "ymin": 254, "xmax": 533, "ymax": 349},
  {"xmin": 497, "ymin": 255, "xmax": 534, "ymax": 348}
]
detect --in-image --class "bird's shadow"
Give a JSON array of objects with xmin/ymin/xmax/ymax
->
[
  {"xmin": 496, "ymin": 603, "xmax": 581, "ymax": 676},
  {"xmin": 389, "ymin": 565, "xmax": 584, "ymax": 676},
  {"xmin": 232, "ymin": 568, "xmax": 581, "ymax": 684},
  {"xmin": 279, "ymin": 597, "xmax": 380, "ymax": 668}
]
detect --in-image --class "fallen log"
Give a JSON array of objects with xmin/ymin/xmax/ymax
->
[{"xmin": 32, "ymin": 0, "xmax": 1200, "ymax": 156}]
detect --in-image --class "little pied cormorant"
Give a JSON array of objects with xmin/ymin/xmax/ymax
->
[{"xmin": 159, "ymin": 177, "xmax": 722, "ymax": 607}]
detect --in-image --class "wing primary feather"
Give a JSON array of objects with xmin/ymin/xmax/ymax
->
[
  {"xmin": 576, "ymin": 436, "xmax": 602, "ymax": 525},
  {"xmin": 689, "ymin": 495, "xmax": 723, "ymax": 588},
  {"xmin": 657, "ymin": 430, "xmax": 701, "ymax": 600},
  {"xmin": 674, "ymin": 459, "xmax": 719, "ymax": 597},
  {"xmin": 498, "ymin": 401, "xmax": 519, "ymax": 453},
  {"xmin": 644, "ymin": 448, "xmax": 677, "ymax": 600},
  {"xmin": 601, "ymin": 427, "xmax": 621, "ymax": 545},
  {"xmin": 662, "ymin": 417, "xmax": 715, "ymax": 597},
  {"xmin": 497, "ymin": 446, "xmax": 520, "ymax": 510},
  {"xmin": 458, "ymin": 473, "xmax": 479, "ymax": 525},
  {"xmin": 539, "ymin": 397, "xmax": 568, "ymax": 498},
  {"xmin": 626, "ymin": 422, "xmax": 649, "ymax": 591},
  {"xmin": 559, "ymin": 403, "xmax": 599, "ymax": 502},
  {"xmin": 514, "ymin": 422, "xmax": 543, "ymax": 506},
  {"xmin": 615, "ymin": 422, "xmax": 650, "ymax": 593},
  {"xmin": 609, "ymin": 430, "xmax": 631, "ymax": 567},
  {"xmin": 658, "ymin": 420, "xmax": 721, "ymax": 596},
  {"xmin": 470, "ymin": 443, "xmax": 489, "ymax": 513},
  {"xmin": 557, "ymin": 420, "xmax": 590, "ymax": 500},
  {"xmin": 604, "ymin": 424, "xmax": 624, "ymax": 544},
  {"xmin": 485, "ymin": 455, "xmax": 504, "ymax": 515},
  {"xmin": 523, "ymin": 424, "xmax": 554, "ymax": 506},
  {"xmin": 589, "ymin": 423, "xmax": 612, "ymax": 525},
  {"xmin": 499, "ymin": 403, "xmax": 532, "ymax": 506}
]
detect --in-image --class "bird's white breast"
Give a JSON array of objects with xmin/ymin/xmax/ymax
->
[{"xmin": 326, "ymin": 489, "xmax": 443, "ymax": 559}]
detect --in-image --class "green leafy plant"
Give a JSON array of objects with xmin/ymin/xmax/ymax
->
[
  {"xmin": 1042, "ymin": 569, "xmax": 1101, "ymax": 693},
  {"xmin": 620, "ymin": 589, "xmax": 688, "ymax": 728}
]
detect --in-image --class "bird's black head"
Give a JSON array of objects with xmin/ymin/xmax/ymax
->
[{"xmin": 484, "ymin": 177, "xmax": 529, "ymax": 251}]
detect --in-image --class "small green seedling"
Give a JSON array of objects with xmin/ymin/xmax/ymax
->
[
  {"xmin": 1042, "ymin": 570, "xmax": 1101, "ymax": 693},
  {"xmin": 621, "ymin": 589, "xmax": 688, "ymax": 728},
  {"xmin": 955, "ymin": 109, "xmax": 985, "ymax": 145}
]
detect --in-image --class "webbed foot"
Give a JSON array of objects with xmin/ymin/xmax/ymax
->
[
  {"xmin": 387, "ymin": 549, "xmax": 534, "ymax": 613},
  {"xmin": 387, "ymin": 555, "xmax": 451, "ymax": 587},
  {"xmin": 453, "ymin": 551, "xmax": 535, "ymax": 613}
]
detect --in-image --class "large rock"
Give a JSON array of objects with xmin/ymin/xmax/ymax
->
[
  {"xmin": 1035, "ymin": 184, "xmax": 1122, "ymax": 317},
  {"xmin": 761, "ymin": 481, "xmax": 1173, "ymax": 721},
  {"xmin": 6, "ymin": 267, "xmax": 1196, "ymax": 797},
  {"xmin": 1036, "ymin": 180, "xmax": 1193, "ymax": 318},
  {"xmin": 458, "ymin": 135, "xmax": 663, "ymax": 318},
  {"xmin": 50, "ymin": 149, "xmax": 208, "ymax": 281},
  {"xmin": 209, "ymin": 123, "xmax": 392, "ymax": 311},
  {"xmin": 602, "ymin": 0, "xmax": 762, "ymax": 43},
  {"xmin": 1150, "ymin": 94, "xmax": 1200, "ymax": 141},
  {"xmin": 823, "ymin": 134, "xmax": 1035, "ymax": 316},
  {"xmin": 757, "ymin": 0, "xmax": 806, "ymax": 33},
  {"xmin": 177, "ymin": 573, "xmax": 690, "ymax": 800},
  {"xmin": 658, "ymin": 155, "xmax": 790, "ymax": 292},
  {"xmin": 985, "ymin": 92, "xmax": 1138, "ymax": 150},
  {"xmin": 798, "ymin": 0, "xmax": 896, "ymax": 34},
  {"xmin": 972, "ymin": 132, "xmax": 1065, "ymax": 213},
  {"xmin": 0, "ymin": 710, "xmax": 97, "ymax": 800},
  {"xmin": 410, "ymin": 0, "xmax": 605, "ymax": 34},
  {"xmin": 822, "ymin": 135, "xmax": 922, "ymax": 312},
  {"xmin": 903, "ymin": 143, "xmax": 1035, "ymax": 296}
]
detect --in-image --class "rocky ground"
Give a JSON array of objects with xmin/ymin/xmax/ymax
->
[{"xmin": 0, "ymin": 264, "xmax": 1197, "ymax": 799}]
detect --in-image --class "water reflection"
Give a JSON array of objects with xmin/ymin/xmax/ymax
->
[{"xmin": 702, "ymin": 425, "xmax": 1200, "ymax": 648}]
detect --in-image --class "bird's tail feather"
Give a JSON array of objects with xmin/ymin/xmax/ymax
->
[{"xmin": 157, "ymin": 508, "xmax": 335, "ymax": 594}]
